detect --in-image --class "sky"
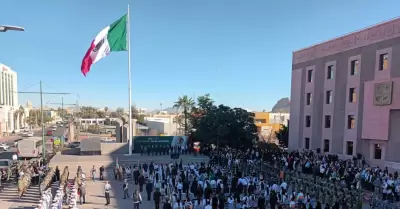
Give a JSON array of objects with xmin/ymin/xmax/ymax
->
[{"xmin": 1, "ymin": 0, "xmax": 400, "ymax": 111}]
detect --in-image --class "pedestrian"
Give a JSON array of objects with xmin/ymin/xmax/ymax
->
[
  {"xmin": 123, "ymin": 179, "xmax": 129, "ymax": 199},
  {"xmin": 104, "ymin": 181, "xmax": 111, "ymax": 205},
  {"xmin": 91, "ymin": 165, "xmax": 96, "ymax": 181},
  {"xmin": 146, "ymin": 179, "xmax": 154, "ymax": 201},
  {"xmin": 55, "ymin": 166, "xmax": 60, "ymax": 182},
  {"xmin": 78, "ymin": 183, "xmax": 86, "ymax": 204},
  {"xmin": 132, "ymin": 189, "xmax": 142, "ymax": 209},
  {"xmin": 139, "ymin": 173, "xmax": 145, "ymax": 192},
  {"xmin": 99, "ymin": 165, "xmax": 104, "ymax": 180},
  {"xmin": 163, "ymin": 197, "xmax": 172, "ymax": 209},
  {"xmin": 154, "ymin": 188, "xmax": 161, "ymax": 209}
]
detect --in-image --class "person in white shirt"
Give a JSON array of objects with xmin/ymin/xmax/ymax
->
[
  {"xmin": 12, "ymin": 153, "xmax": 18, "ymax": 162},
  {"xmin": 296, "ymin": 190, "xmax": 304, "ymax": 203},
  {"xmin": 173, "ymin": 199, "xmax": 183, "ymax": 209},
  {"xmin": 204, "ymin": 201, "xmax": 212, "ymax": 209},
  {"xmin": 280, "ymin": 181, "xmax": 287, "ymax": 191},
  {"xmin": 104, "ymin": 181, "xmax": 111, "ymax": 205}
]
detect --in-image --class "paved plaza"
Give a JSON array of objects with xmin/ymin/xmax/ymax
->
[{"xmin": 0, "ymin": 153, "xmax": 208, "ymax": 209}]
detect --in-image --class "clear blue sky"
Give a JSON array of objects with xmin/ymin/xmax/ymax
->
[{"xmin": 1, "ymin": 0, "xmax": 400, "ymax": 111}]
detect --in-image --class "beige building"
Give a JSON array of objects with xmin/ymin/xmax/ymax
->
[{"xmin": 144, "ymin": 113, "xmax": 181, "ymax": 136}]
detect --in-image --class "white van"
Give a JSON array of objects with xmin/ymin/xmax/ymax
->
[{"xmin": 17, "ymin": 137, "xmax": 43, "ymax": 158}]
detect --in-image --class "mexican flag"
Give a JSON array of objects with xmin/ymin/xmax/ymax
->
[{"xmin": 81, "ymin": 14, "xmax": 127, "ymax": 76}]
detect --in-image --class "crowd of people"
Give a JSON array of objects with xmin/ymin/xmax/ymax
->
[
  {"xmin": 104, "ymin": 144, "xmax": 400, "ymax": 209},
  {"xmin": 22, "ymin": 142, "xmax": 399, "ymax": 209}
]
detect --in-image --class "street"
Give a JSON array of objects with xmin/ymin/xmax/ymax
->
[{"xmin": 0, "ymin": 125, "xmax": 67, "ymax": 160}]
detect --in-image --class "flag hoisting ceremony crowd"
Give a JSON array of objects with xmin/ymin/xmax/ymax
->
[
  {"xmin": 101, "ymin": 145, "xmax": 400, "ymax": 209},
  {"xmin": 6, "ymin": 143, "xmax": 399, "ymax": 209}
]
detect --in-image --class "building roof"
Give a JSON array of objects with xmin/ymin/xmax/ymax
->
[
  {"xmin": 293, "ymin": 17, "xmax": 400, "ymax": 53},
  {"xmin": 292, "ymin": 17, "xmax": 400, "ymax": 64}
]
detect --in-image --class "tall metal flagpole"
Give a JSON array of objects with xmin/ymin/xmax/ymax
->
[{"xmin": 127, "ymin": 5, "xmax": 133, "ymax": 155}]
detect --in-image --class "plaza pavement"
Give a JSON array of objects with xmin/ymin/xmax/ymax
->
[{"xmin": 50, "ymin": 153, "xmax": 209, "ymax": 209}]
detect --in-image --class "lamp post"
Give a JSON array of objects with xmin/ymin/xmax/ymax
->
[{"xmin": 0, "ymin": 25, "xmax": 25, "ymax": 32}]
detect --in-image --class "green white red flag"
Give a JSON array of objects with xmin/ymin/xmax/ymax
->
[{"xmin": 81, "ymin": 14, "xmax": 127, "ymax": 76}]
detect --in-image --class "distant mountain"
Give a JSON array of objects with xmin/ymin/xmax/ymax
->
[{"xmin": 271, "ymin": 97, "xmax": 290, "ymax": 113}]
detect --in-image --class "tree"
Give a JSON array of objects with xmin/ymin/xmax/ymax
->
[
  {"xmin": 26, "ymin": 109, "xmax": 52, "ymax": 126},
  {"xmin": 116, "ymin": 107, "xmax": 124, "ymax": 117},
  {"xmin": 104, "ymin": 107, "xmax": 109, "ymax": 116},
  {"xmin": 131, "ymin": 105, "xmax": 140, "ymax": 119},
  {"xmin": 192, "ymin": 102, "xmax": 258, "ymax": 149},
  {"xmin": 13, "ymin": 105, "xmax": 25, "ymax": 128},
  {"xmin": 79, "ymin": 106, "xmax": 99, "ymax": 118},
  {"xmin": 110, "ymin": 111, "xmax": 119, "ymax": 118},
  {"xmin": 190, "ymin": 94, "xmax": 214, "ymax": 130},
  {"xmin": 96, "ymin": 111, "xmax": 106, "ymax": 118},
  {"xmin": 57, "ymin": 107, "xmax": 68, "ymax": 119},
  {"xmin": 275, "ymin": 124, "xmax": 289, "ymax": 147},
  {"xmin": 173, "ymin": 95, "xmax": 195, "ymax": 135}
]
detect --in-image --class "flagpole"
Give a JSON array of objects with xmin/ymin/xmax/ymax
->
[{"xmin": 127, "ymin": 4, "xmax": 133, "ymax": 155}]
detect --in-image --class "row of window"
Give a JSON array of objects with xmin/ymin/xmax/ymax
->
[
  {"xmin": 304, "ymin": 138, "xmax": 354, "ymax": 155},
  {"xmin": 304, "ymin": 138, "xmax": 383, "ymax": 159},
  {"xmin": 305, "ymin": 114, "xmax": 355, "ymax": 129},
  {"xmin": 306, "ymin": 52, "xmax": 389, "ymax": 83},
  {"xmin": 305, "ymin": 87, "xmax": 357, "ymax": 106}
]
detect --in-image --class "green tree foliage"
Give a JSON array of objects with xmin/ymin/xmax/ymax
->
[
  {"xmin": 173, "ymin": 95, "xmax": 195, "ymax": 135},
  {"xmin": 275, "ymin": 124, "xmax": 289, "ymax": 147},
  {"xmin": 26, "ymin": 109, "xmax": 52, "ymax": 126},
  {"xmin": 190, "ymin": 94, "xmax": 258, "ymax": 149}
]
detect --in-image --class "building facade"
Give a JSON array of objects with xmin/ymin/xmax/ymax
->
[
  {"xmin": 0, "ymin": 64, "xmax": 19, "ymax": 134},
  {"xmin": 254, "ymin": 112, "xmax": 289, "ymax": 142},
  {"xmin": 144, "ymin": 116, "xmax": 178, "ymax": 136},
  {"xmin": 289, "ymin": 18, "xmax": 400, "ymax": 162}
]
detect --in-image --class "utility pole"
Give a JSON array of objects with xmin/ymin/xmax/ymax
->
[
  {"xmin": 17, "ymin": 81, "xmax": 70, "ymax": 160},
  {"xmin": 48, "ymin": 100, "xmax": 78, "ymax": 141},
  {"xmin": 48, "ymin": 98, "xmax": 76, "ymax": 121}
]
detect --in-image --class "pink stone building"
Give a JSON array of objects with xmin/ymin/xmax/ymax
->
[{"xmin": 289, "ymin": 18, "xmax": 400, "ymax": 162}]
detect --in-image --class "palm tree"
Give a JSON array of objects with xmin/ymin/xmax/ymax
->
[
  {"xmin": 173, "ymin": 95, "xmax": 195, "ymax": 135},
  {"xmin": 104, "ymin": 107, "xmax": 109, "ymax": 116},
  {"xmin": 18, "ymin": 105, "xmax": 25, "ymax": 128}
]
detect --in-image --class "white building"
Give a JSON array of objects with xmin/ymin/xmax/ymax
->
[
  {"xmin": 144, "ymin": 116, "xmax": 178, "ymax": 136},
  {"xmin": 0, "ymin": 64, "xmax": 19, "ymax": 133},
  {"xmin": 269, "ymin": 113, "xmax": 290, "ymax": 126}
]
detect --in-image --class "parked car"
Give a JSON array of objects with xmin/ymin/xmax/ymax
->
[
  {"xmin": 0, "ymin": 143, "xmax": 9, "ymax": 151},
  {"xmin": 46, "ymin": 130, "xmax": 53, "ymax": 136},
  {"xmin": 0, "ymin": 159, "xmax": 12, "ymax": 170},
  {"xmin": 68, "ymin": 141, "xmax": 80, "ymax": 148}
]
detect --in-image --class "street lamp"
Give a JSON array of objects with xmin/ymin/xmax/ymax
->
[{"xmin": 0, "ymin": 25, "xmax": 25, "ymax": 32}]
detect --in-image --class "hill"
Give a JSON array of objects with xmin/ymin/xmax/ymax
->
[{"xmin": 271, "ymin": 97, "xmax": 290, "ymax": 113}]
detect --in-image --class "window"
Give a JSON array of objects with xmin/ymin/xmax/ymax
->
[
  {"xmin": 307, "ymin": 69, "xmax": 313, "ymax": 82},
  {"xmin": 346, "ymin": 141, "xmax": 354, "ymax": 155},
  {"xmin": 349, "ymin": 88, "xmax": 357, "ymax": 103},
  {"xmin": 327, "ymin": 65, "xmax": 335, "ymax": 79},
  {"xmin": 374, "ymin": 144, "xmax": 382, "ymax": 159},
  {"xmin": 323, "ymin": 139, "xmax": 330, "ymax": 152},
  {"xmin": 305, "ymin": 115, "xmax": 311, "ymax": 127},
  {"xmin": 255, "ymin": 119, "xmax": 266, "ymax": 123},
  {"xmin": 379, "ymin": 53, "xmax": 389, "ymax": 71},
  {"xmin": 350, "ymin": 60, "xmax": 359, "ymax": 75},
  {"xmin": 347, "ymin": 115, "xmax": 356, "ymax": 129},
  {"xmin": 306, "ymin": 93, "xmax": 312, "ymax": 105},
  {"xmin": 324, "ymin": 115, "xmax": 331, "ymax": 128},
  {"xmin": 305, "ymin": 138, "xmax": 310, "ymax": 149},
  {"xmin": 325, "ymin": 90, "xmax": 332, "ymax": 104}
]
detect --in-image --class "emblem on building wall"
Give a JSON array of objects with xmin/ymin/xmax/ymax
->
[{"xmin": 373, "ymin": 81, "xmax": 393, "ymax": 106}]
